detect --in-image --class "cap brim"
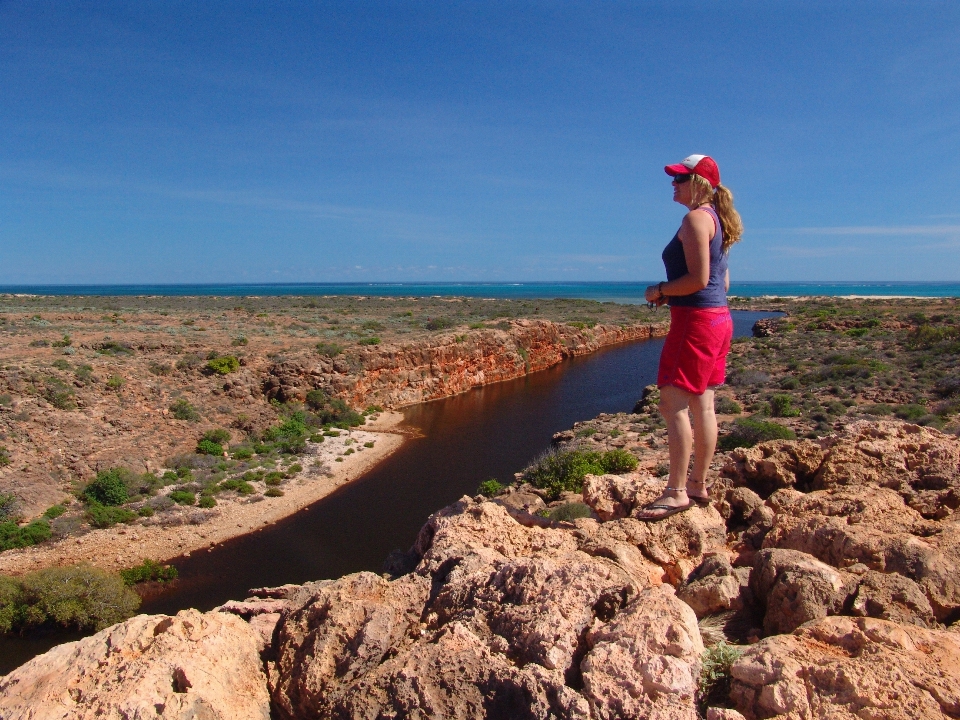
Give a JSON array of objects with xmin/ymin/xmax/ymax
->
[{"xmin": 664, "ymin": 163, "xmax": 692, "ymax": 176}]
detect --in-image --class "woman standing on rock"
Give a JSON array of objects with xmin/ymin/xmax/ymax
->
[{"xmin": 637, "ymin": 155, "xmax": 743, "ymax": 520}]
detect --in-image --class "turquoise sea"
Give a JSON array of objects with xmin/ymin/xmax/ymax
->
[{"xmin": 0, "ymin": 281, "xmax": 957, "ymax": 301}]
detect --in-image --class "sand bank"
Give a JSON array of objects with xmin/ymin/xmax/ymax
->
[{"xmin": 0, "ymin": 412, "xmax": 407, "ymax": 576}]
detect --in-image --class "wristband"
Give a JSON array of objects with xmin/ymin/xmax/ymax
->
[{"xmin": 657, "ymin": 282, "xmax": 665, "ymax": 298}]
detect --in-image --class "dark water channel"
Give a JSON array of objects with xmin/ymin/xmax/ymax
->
[{"xmin": 1, "ymin": 311, "xmax": 774, "ymax": 673}]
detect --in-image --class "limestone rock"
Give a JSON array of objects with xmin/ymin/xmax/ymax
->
[
  {"xmin": 581, "ymin": 585, "xmax": 703, "ymax": 720},
  {"xmin": 750, "ymin": 548, "xmax": 857, "ymax": 635},
  {"xmin": 0, "ymin": 609, "xmax": 270, "ymax": 720},
  {"xmin": 849, "ymin": 570, "xmax": 937, "ymax": 628},
  {"xmin": 678, "ymin": 554, "xmax": 746, "ymax": 618},
  {"xmin": 730, "ymin": 616, "xmax": 960, "ymax": 719},
  {"xmin": 583, "ymin": 472, "xmax": 644, "ymax": 520}
]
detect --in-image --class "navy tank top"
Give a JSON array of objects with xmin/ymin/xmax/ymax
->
[{"xmin": 661, "ymin": 205, "xmax": 728, "ymax": 308}]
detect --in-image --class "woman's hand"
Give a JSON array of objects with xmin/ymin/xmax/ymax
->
[{"xmin": 644, "ymin": 284, "xmax": 667, "ymax": 306}]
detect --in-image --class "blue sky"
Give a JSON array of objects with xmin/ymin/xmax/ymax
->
[{"xmin": 1, "ymin": 1, "xmax": 959, "ymax": 283}]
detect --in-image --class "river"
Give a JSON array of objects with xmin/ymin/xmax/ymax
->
[{"xmin": 0, "ymin": 310, "xmax": 774, "ymax": 674}]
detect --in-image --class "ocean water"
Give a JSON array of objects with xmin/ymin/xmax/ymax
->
[{"xmin": 0, "ymin": 281, "xmax": 958, "ymax": 300}]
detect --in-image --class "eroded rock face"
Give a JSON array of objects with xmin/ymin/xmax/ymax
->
[
  {"xmin": 730, "ymin": 616, "xmax": 960, "ymax": 719},
  {"xmin": 0, "ymin": 609, "xmax": 270, "ymax": 720},
  {"xmin": 268, "ymin": 499, "xmax": 706, "ymax": 719}
]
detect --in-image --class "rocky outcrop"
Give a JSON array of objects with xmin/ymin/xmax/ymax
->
[
  {"xmin": 0, "ymin": 609, "xmax": 270, "ymax": 719},
  {"xmin": 5, "ymin": 417, "xmax": 960, "ymax": 719},
  {"xmin": 730, "ymin": 616, "xmax": 960, "ymax": 719},
  {"xmin": 266, "ymin": 319, "xmax": 668, "ymax": 408}
]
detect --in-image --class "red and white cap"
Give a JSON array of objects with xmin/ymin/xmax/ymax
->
[{"xmin": 664, "ymin": 154, "xmax": 720, "ymax": 188}]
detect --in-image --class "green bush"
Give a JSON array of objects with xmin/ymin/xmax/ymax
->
[
  {"xmin": 522, "ymin": 450, "xmax": 606, "ymax": 499},
  {"xmin": 52, "ymin": 334, "xmax": 72, "ymax": 347},
  {"xmin": 305, "ymin": 389, "xmax": 329, "ymax": 410},
  {"xmin": 359, "ymin": 336, "xmax": 381, "ymax": 345},
  {"xmin": 0, "ymin": 446, "xmax": 9, "ymax": 467},
  {"xmin": 264, "ymin": 471, "xmax": 285, "ymax": 486},
  {"xmin": 0, "ymin": 565, "xmax": 140, "ymax": 633},
  {"xmin": 895, "ymin": 404, "xmax": 928, "ymax": 422},
  {"xmin": 698, "ymin": 642, "xmax": 743, "ymax": 713},
  {"xmin": 425, "ymin": 317, "xmax": 455, "ymax": 331},
  {"xmin": 83, "ymin": 469, "xmax": 129, "ymax": 506},
  {"xmin": 86, "ymin": 506, "xmax": 137, "ymax": 528},
  {"xmin": 168, "ymin": 490, "xmax": 196, "ymax": 505},
  {"xmin": 148, "ymin": 361, "xmax": 173, "ymax": 376},
  {"xmin": 769, "ymin": 394, "xmax": 801, "ymax": 417},
  {"xmin": 206, "ymin": 355, "xmax": 240, "ymax": 375},
  {"xmin": 548, "ymin": 502, "xmax": 593, "ymax": 522},
  {"xmin": 106, "ymin": 375, "xmax": 125, "ymax": 390},
  {"xmin": 863, "ymin": 403, "xmax": 894, "ymax": 416},
  {"xmin": 119, "ymin": 559, "xmax": 178, "ymax": 586},
  {"xmin": 718, "ymin": 418, "xmax": 796, "ymax": 451},
  {"xmin": 196, "ymin": 439, "xmax": 223, "ymax": 455},
  {"xmin": 264, "ymin": 488, "xmax": 284, "ymax": 497},
  {"xmin": 315, "ymin": 342, "xmax": 344, "ymax": 357},
  {"xmin": 137, "ymin": 506, "xmax": 154, "ymax": 517},
  {"xmin": 600, "ymin": 449, "xmax": 638, "ymax": 473},
  {"xmin": 43, "ymin": 504, "xmax": 67, "ymax": 519},
  {"xmin": 42, "ymin": 377, "xmax": 76, "ymax": 410},
  {"xmin": 218, "ymin": 478, "xmax": 255, "ymax": 495},
  {"xmin": 169, "ymin": 398, "xmax": 200, "ymax": 421},
  {"xmin": 714, "ymin": 396, "xmax": 742, "ymax": 414},
  {"xmin": 204, "ymin": 428, "xmax": 231, "ymax": 445},
  {"xmin": 477, "ymin": 478, "xmax": 504, "ymax": 497},
  {"xmin": 232, "ymin": 446, "xmax": 254, "ymax": 459},
  {"xmin": 0, "ymin": 520, "xmax": 51, "ymax": 551},
  {"xmin": 197, "ymin": 495, "xmax": 217, "ymax": 508}
]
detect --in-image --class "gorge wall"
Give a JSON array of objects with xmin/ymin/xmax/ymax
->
[{"xmin": 262, "ymin": 318, "xmax": 669, "ymax": 409}]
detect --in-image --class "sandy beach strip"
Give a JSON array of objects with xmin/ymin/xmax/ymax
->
[{"xmin": 0, "ymin": 412, "xmax": 408, "ymax": 576}]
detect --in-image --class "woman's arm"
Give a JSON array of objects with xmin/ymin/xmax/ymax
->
[
  {"xmin": 658, "ymin": 210, "xmax": 713, "ymax": 297},
  {"xmin": 725, "ymin": 268, "xmax": 730, "ymax": 293}
]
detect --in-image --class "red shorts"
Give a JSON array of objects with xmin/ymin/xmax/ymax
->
[{"xmin": 657, "ymin": 306, "xmax": 733, "ymax": 395}]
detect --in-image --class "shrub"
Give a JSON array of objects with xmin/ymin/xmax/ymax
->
[
  {"xmin": 52, "ymin": 334, "xmax": 72, "ymax": 347},
  {"xmin": 425, "ymin": 317, "xmax": 455, "ymax": 331},
  {"xmin": 137, "ymin": 506, "xmax": 154, "ymax": 517},
  {"xmin": 197, "ymin": 495, "xmax": 217, "ymax": 508},
  {"xmin": 168, "ymin": 490, "xmax": 196, "ymax": 505},
  {"xmin": 863, "ymin": 403, "xmax": 894, "ymax": 416},
  {"xmin": 714, "ymin": 396, "xmax": 742, "ymax": 414},
  {"xmin": 1, "ymin": 565, "xmax": 140, "ymax": 633},
  {"xmin": 0, "ymin": 394, "xmax": 11, "ymax": 407},
  {"xmin": 0, "ymin": 446, "xmax": 9, "ymax": 467},
  {"xmin": 202, "ymin": 428, "xmax": 231, "ymax": 445},
  {"xmin": 231, "ymin": 335, "xmax": 249, "ymax": 346},
  {"xmin": 0, "ymin": 519, "xmax": 51, "ymax": 551},
  {"xmin": 148, "ymin": 362, "xmax": 173, "ymax": 376},
  {"xmin": 43, "ymin": 504, "xmax": 67, "ymax": 519},
  {"xmin": 698, "ymin": 642, "xmax": 743, "ymax": 713},
  {"xmin": 106, "ymin": 375, "xmax": 125, "ymax": 391},
  {"xmin": 264, "ymin": 471, "xmax": 285, "ymax": 486},
  {"xmin": 718, "ymin": 418, "xmax": 796, "ymax": 451},
  {"xmin": 218, "ymin": 478, "xmax": 255, "ymax": 495},
  {"xmin": 83, "ymin": 469, "xmax": 129, "ymax": 506},
  {"xmin": 206, "ymin": 355, "xmax": 240, "ymax": 375},
  {"xmin": 363, "ymin": 441, "xmax": 375, "ymax": 448},
  {"xmin": 119, "ymin": 559, "xmax": 178, "ymax": 586},
  {"xmin": 895, "ymin": 404, "xmax": 927, "ymax": 421},
  {"xmin": 86, "ymin": 505, "xmax": 137, "ymax": 528},
  {"xmin": 175, "ymin": 354, "xmax": 202, "ymax": 371},
  {"xmin": 728, "ymin": 370, "xmax": 770, "ymax": 387},
  {"xmin": 73, "ymin": 365, "xmax": 94, "ymax": 384},
  {"xmin": 96, "ymin": 341, "xmax": 133, "ymax": 356},
  {"xmin": 600, "ymin": 449, "xmax": 638, "ymax": 473},
  {"xmin": 42, "ymin": 377, "xmax": 76, "ymax": 410},
  {"xmin": 359, "ymin": 337, "xmax": 381, "ymax": 346},
  {"xmin": 769, "ymin": 394, "xmax": 801, "ymax": 417},
  {"xmin": 522, "ymin": 449, "xmax": 606, "ymax": 499},
  {"xmin": 286, "ymin": 463, "xmax": 302, "ymax": 474},
  {"xmin": 0, "ymin": 493, "xmax": 18, "ymax": 520},
  {"xmin": 264, "ymin": 488, "xmax": 284, "ymax": 497},
  {"xmin": 548, "ymin": 502, "xmax": 593, "ymax": 522},
  {"xmin": 170, "ymin": 398, "xmax": 200, "ymax": 421},
  {"xmin": 232, "ymin": 446, "xmax": 254, "ymax": 459},
  {"xmin": 315, "ymin": 342, "xmax": 344, "ymax": 357},
  {"xmin": 52, "ymin": 358, "xmax": 70, "ymax": 370},
  {"xmin": 306, "ymin": 389, "xmax": 329, "ymax": 410},
  {"xmin": 477, "ymin": 478, "xmax": 504, "ymax": 497}
]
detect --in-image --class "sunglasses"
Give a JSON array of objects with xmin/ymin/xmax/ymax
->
[{"xmin": 672, "ymin": 174, "xmax": 692, "ymax": 184}]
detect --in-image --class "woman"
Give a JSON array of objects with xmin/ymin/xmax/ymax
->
[{"xmin": 637, "ymin": 154, "xmax": 743, "ymax": 520}]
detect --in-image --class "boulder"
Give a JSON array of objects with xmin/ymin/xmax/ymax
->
[
  {"xmin": 750, "ymin": 549, "xmax": 857, "ymax": 635},
  {"xmin": 849, "ymin": 570, "xmax": 937, "ymax": 628},
  {"xmin": 722, "ymin": 440, "xmax": 826, "ymax": 497},
  {"xmin": 583, "ymin": 472, "xmax": 644, "ymax": 520},
  {"xmin": 580, "ymin": 585, "xmax": 703, "ymax": 720},
  {"xmin": 678, "ymin": 554, "xmax": 746, "ymax": 618},
  {"xmin": 0, "ymin": 609, "xmax": 270, "ymax": 720},
  {"xmin": 730, "ymin": 616, "xmax": 960, "ymax": 719}
]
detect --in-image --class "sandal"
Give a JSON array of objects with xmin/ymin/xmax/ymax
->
[{"xmin": 636, "ymin": 486, "xmax": 694, "ymax": 522}]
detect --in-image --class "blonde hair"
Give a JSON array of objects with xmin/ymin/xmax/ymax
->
[{"xmin": 689, "ymin": 174, "xmax": 743, "ymax": 252}]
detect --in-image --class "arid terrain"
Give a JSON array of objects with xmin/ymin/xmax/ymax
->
[
  {"xmin": 0, "ymin": 293, "xmax": 667, "ymax": 574},
  {"xmin": 1, "ymin": 294, "xmax": 959, "ymax": 718}
]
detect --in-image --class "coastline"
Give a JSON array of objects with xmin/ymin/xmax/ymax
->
[{"xmin": 0, "ymin": 412, "xmax": 407, "ymax": 576}]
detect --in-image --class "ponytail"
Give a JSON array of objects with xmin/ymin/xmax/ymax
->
[
  {"xmin": 714, "ymin": 185, "xmax": 743, "ymax": 252},
  {"xmin": 688, "ymin": 174, "xmax": 744, "ymax": 252}
]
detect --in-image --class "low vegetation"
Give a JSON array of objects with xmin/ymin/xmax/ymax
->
[{"xmin": 522, "ymin": 448, "xmax": 639, "ymax": 499}]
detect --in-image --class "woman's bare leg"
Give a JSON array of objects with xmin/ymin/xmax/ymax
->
[
  {"xmin": 687, "ymin": 388, "xmax": 717, "ymax": 501},
  {"xmin": 636, "ymin": 384, "xmax": 693, "ymax": 518}
]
